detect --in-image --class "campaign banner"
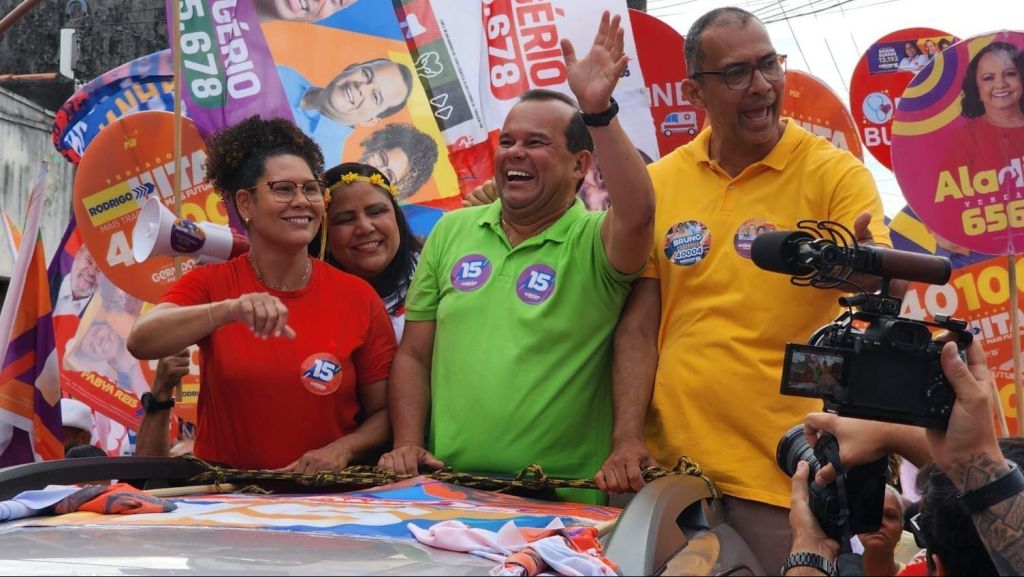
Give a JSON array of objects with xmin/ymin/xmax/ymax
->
[
  {"xmin": 50, "ymin": 224, "xmax": 199, "ymax": 455},
  {"xmin": 52, "ymin": 51, "xmax": 175, "ymax": 165},
  {"xmin": 394, "ymin": 0, "xmax": 658, "ymax": 196},
  {"xmin": 892, "ymin": 31, "xmax": 1024, "ymax": 256},
  {"xmin": 891, "ymin": 206, "xmax": 1020, "ymax": 434},
  {"xmin": 262, "ymin": 15, "xmax": 458, "ymax": 205},
  {"xmin": 850, "ymin": 29, "xmax": 958, "ymax": 171},
  {"xmin": 782, "ymin": 70, "xmax": 863, "ymax": 160},
  {"xmin": 165, "ymin": 0, "xmax": 459, "ymax": 211},
  {"xmin": 629, "ymin": 9, "xmax": 703, "ymax": 157},
  {"xmin": 166, "ymin": 0, "xmax": 292, "ymax": 137}
]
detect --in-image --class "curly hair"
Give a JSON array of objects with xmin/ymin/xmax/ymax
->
[
  {"xmin": 203, "ymin": 115, "xmax": 324, "ymax": 213},
  {"xmin": 312, "ymin": 162, "xmax": 422, "ymax": 308},
  {"xmin": 359, "ymin": 123, "xmax": 438, "ymax": 199},
  {"xmin": 961, "ymin": 42, "xmax": 1024, "ymax": 119}
]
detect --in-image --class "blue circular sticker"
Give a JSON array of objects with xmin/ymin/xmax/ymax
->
[
  {"xmin": 516, "ymin": 264, "xmax": 556, "ymax": 304},
  {"xmin": 451, "ymin": 254, "xmax": 492, "ymax": 292},
  {"xmin": 664, "ymin": 221, "xmax": 711, "ymax": 266},
  {"xmin": 733, "ymin": 218, "xmax": 776, "ymax": 259}
]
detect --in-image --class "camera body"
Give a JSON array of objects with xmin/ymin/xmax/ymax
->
[
  {"xmin": 777, "ymin": 425, "xmax": 888, "ymax": 541},
  {"xmin": 780, "ymin": 295, "xmax": 972, "ymax": 429}
]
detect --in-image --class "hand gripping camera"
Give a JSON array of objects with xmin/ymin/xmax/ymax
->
[{"xmin": 751, "ymin": 220, "xmax": 973, "ymax": 429}]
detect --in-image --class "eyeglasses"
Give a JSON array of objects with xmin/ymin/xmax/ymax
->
[
  {"xmin": 248, "ymin": 180, "xmax": 327, "ymax": 203},
  {"xmin": 692, "ymin": 54, "xmax": 788, "ymax": 90}
]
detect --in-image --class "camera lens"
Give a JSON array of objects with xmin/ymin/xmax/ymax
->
[{"xmin": 776, "ymin": 424, "xmax": 820, "ymax": 477}]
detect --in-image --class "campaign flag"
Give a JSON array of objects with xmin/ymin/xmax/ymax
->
[
  {"xmin": 165, "ymin": 0, "xmax": 292, "ymax": 137},
  {"xmin": 0, "ymin": 163, "xmax": 63, "ymax": 465},
  {"xmin": 52, "ymin": 50, "xmax": 176, "ymax": 165},
  {"xmin": 166, "ymin": 0, "xmax": 459, "ymax": 229},
  {"xmin": 2, "ymin": 210, "xmax": 21, "ymax": 258},
  {"xmin": 393, "ymin": 0, "xmax": 658, "ymax": 195}
]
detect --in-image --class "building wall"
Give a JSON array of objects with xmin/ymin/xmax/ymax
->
[
  {"xmin": 0, "ymin": 87, "xmax": 75, "ymax": 279},
  {"xmin": 0, "ymin": 0, "xmax": 167, "ymax": 81}
]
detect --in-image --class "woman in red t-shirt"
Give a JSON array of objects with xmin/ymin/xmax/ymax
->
[{"xmin": 128, "ymin": 117, "xmax": 396, "ymax": 472}]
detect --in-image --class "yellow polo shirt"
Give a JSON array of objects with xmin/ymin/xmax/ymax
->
[{"xmin": 644, "ymin": 120, "xmax": 890, "ymax": 507}]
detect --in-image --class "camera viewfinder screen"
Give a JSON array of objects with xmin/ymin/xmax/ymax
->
[{"xmin": 781, "ymin": 344, "xmax": 848, "ymax": 398}]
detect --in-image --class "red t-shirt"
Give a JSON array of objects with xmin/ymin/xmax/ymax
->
[{"xmin": 160, "ymin": 256, "xmax": 396, "ymax": 469}]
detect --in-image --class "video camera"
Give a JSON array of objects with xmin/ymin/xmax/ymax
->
[{"xmin": 751, "ymin": 220, "xmax": 973, "ymax": 429}]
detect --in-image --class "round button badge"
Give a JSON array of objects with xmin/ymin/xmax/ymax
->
[
  {"xmin": 516, "ymin": 264, "xmax": 557, "ymax": 304},
  {"xmin": 451, "ymin": 254, "xmax": 492, "ymax": 292},
  {"xmin": 300, "ymin": 353, "xmax": 343, "ymax": 396}
]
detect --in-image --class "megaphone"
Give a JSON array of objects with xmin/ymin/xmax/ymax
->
[{"xmin": 132, "ymin": 197, "xmax": 249, "ymax": 263}]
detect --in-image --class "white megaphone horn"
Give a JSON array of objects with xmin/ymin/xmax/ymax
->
[{"xmin": 132, "ymin": 197, "xmax": 249, "ymax": 264}]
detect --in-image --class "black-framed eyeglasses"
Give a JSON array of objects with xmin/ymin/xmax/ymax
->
[
  {"xmin": 248, "ymin": 179, "xmax": 327, "ymax": 203},
  {"xmin": 692, "ymin": 54, "xmax": 788, "ymax": 90}
]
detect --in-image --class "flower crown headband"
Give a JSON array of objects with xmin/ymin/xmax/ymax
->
[{"xmin": 324, "ymin": 172, "xmax": 398, "ymax": 203}]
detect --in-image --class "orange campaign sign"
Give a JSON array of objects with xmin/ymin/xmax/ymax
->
[
  {"xmin": 781, "ymin": 70, "xmax": 863, "ymax": 160},
  {"xmin": 72, "ymin": 111, "xmax": 224, "ymax": 304}
]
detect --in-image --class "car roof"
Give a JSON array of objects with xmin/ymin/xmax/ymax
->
[{"xmin": 0, "ymin": 526, "xmax": 494, "ymax": 575}]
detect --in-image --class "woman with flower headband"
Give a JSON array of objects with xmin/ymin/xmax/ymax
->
[
  {"xmin": 312, "ymin": 162, "xmax": 422, "ymax": 341},
  {"xmin": 128, "ymin": 116, "xmax": 396, "ymax": 473}
]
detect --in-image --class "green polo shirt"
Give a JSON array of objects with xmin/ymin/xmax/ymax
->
[{"xmin": 406, "ymin": 199, "xmax": 638, "ymax": 503}]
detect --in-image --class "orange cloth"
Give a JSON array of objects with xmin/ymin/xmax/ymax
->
[{"xmin": 54, "ymin": 483, "xmax": 176, "ymax": 515}]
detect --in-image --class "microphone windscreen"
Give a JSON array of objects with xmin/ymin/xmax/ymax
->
[
  {"xmin": 870, "ymin": 246, "xmax": 952, "ymax": 285},
  {"xmin": 751, "ymin": 231, "xmax": 816, "ymax": 275}
]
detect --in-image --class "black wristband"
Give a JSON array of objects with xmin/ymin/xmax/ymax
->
[
  {"xmin": 141, "ymin": 392, "xmax": 175, "ymax": 414},
  {"xmin": 781, "ymin": 552, "xmax": 836, "ymax": 576},
  {"xmin": 580, "ymin": 97, "xmax": 619, "ymax": 127},
  {"xmin": 957, "ymin": 460, "xmax": 1024, "ymax": 514}
]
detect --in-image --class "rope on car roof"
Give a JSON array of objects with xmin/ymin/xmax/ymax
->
[{"xmin": 181, "ymin": 455, "xmax": 720, "ymax": 499}]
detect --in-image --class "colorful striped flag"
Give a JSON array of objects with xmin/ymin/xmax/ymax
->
[{"xmin": 0, "ymin": 163, "xmax": 63, "ymax": 465}]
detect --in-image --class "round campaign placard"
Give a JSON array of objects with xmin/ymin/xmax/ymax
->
[
  {"xmin": 629, "ymin": 9, "xmax": 705, "ymax": 156},
  {"xmin": 73, "ymin": 111, "xmax": 226, "ymax": 303},
  {"xmin": 892, "ymin": 31, "xmax": 1024, "ymax": 256},
  {"xmin": 782, "ymin": 70, "xmax": 863, "ymax": 160},
  {"xmin": 850, "ymin": 28, "xmax": 958, "ymax": 170}
]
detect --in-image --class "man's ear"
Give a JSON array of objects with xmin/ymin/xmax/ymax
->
[
  {"xmin": 930, "ymin": 553, "xmax": 946, "ymax": 576},
  {"xmin": 573, "ymin": 150, "xmax": 593, "ymax": 182},
  {"xmin": 681, "ymin": 78, "xmax": 707, "ymax": 111}
]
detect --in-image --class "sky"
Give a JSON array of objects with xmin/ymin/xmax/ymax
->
[{"xmin": 649, "ymin": 0, "xmax": 1017, "ymax": 216}]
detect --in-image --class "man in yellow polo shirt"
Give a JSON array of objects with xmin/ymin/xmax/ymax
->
[{"xmin": 596, "ymin": 7, "xmax": 890, "ymax": 572}]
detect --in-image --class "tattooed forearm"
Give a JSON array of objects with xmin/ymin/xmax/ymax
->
[
  {"xmin": 956, "ymin": 452, "xmax": 1024, "ymax": 576},
  {"xmin": 953, "ymin": 451, "xmax": 1006, "ymax": 492},
  {"xmin": 972, "ymin": 495, "xmax": 1024, "ymax": 576}
]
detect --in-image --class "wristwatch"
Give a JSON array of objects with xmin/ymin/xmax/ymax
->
[
  {"xmin": 580, "ymin": 97, "xmax": 619, "ymax": 127},
  {"xmin": 781, "ymin": 552, "xmax": 836, "ymax": 576},
  {"xmin": 958, "ymin": 460, "xmax": 1024, "ymax": 514},
  {"xmin": 141, "ymin": 392, "xmax": 175, "ymax": 414}
]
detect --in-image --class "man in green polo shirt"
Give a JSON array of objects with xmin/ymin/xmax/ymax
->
[{"xmin": 377, "ymin": 12, "xmax": 655, "ymax": 503}]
